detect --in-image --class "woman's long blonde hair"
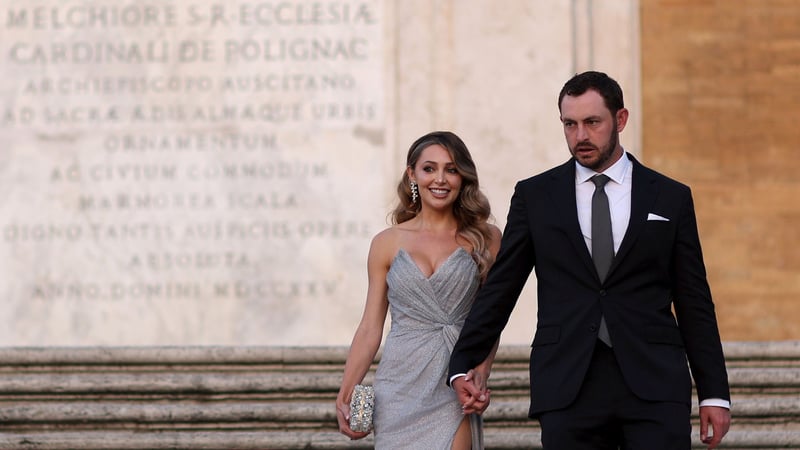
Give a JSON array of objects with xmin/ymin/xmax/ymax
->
[{"xmin": 391, "ymin": 131, "xmax": 495, "ymax": 280}]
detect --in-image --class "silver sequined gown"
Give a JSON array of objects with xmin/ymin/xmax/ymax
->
[{"xmin": 373, "ymin": 247, "xmax": 484, "ymax": 449}]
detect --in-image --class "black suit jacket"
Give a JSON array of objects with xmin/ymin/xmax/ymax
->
[{"xmin": 449, "ymin": 154, "xmax": 730, "ymax": 417}]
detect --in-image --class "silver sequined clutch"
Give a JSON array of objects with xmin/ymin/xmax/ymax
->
[{"xmin": 349, "ymin": 384, "xmax": 375, "ymax": 432}]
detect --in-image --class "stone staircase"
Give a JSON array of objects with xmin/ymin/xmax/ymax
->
[{"xmin": 0, "ymin": 342, "xmax": 798, "ymax": 449}]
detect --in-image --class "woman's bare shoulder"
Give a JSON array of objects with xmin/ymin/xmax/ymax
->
[
  {"xmin": 487, "ymin": 223, "xmax": 503, "ymax": 257},
  {"xmin": 487, "ymin": 223, "xmax": 503, "ymax": 240},
  {"xmin": 368, "ymin": 226, "xmax": 406, "ymax": 262}
]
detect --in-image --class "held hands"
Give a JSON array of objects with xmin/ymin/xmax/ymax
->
[
  {"xmin": 335, "ymin": 396, "xmax": 371, "ymax": 440},
  {"xmin": 699, "ymin": 405, "xmax": 731, "ymax": 449},
  {"xmin": 453, "ymin": 369, "xmax": 491, "ymax": 415}
]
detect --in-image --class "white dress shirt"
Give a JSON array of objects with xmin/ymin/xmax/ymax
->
[{"xmin": 575, "ymin": 151, "xmax": 632, "ymax": 255}]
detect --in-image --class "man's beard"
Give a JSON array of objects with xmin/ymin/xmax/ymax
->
[{"xmin": 574, "ymin": 123, "xmax": 619, "ymax": 171}]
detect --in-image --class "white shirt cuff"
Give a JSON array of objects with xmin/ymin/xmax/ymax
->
[
  {"xmin": 449, "ymin": 373, "xmax": 467, "ymax": 386},
  {"xmin": 700, "ymin": 398, "xmax": 731, "ymax": 409}
]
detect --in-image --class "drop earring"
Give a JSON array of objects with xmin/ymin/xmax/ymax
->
[{"xmin": 410, "ymin": 181, "xmax": 419, "ymax": 204}]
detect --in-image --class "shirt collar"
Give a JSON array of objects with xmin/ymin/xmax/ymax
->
[{"xmin": 575, "ymin": 149, "xmax": 630, "ymax": 185}]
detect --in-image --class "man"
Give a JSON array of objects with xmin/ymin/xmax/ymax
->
[{"xmin": 449, "ymin": 71, "xmax": 731, "ymax": 449}]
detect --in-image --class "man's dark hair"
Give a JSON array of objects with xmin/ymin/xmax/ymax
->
[{"xmin": 558, "ymin": 71, "xmax": 624, "ymax": 115}]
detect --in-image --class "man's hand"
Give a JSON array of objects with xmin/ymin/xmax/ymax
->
[
  {"xmin": 699, "ymin": 405, "xmax": 731, "ymax": 449},
  {"xmin": 453, "ymin": 371, "xmax": 490, "ymax": 415}
]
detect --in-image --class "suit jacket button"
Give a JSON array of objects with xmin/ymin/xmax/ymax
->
[
  {"xmin": 599, "ymin": 290, "xmax": 607, "ymax": 296},
  {"xmin": 589, "ymin": 324, "xmax": 597, "ymax": 332}
]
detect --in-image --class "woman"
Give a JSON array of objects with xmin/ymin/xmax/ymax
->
[{"xmin": 336, "ymin": 131, "xmax": 502, "ymax": 449}]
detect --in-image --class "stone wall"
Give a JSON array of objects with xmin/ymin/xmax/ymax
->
[
  {"xmin": 0, "ymin": 0, "xmax": 640, "ymax": 346},
  {"xmin": 2, "ymin": 0, "xmax": 796, "ymax": 346},
  {"xmin": 640, "ymin": 0, "xmax": 800, "ymax": 340}
]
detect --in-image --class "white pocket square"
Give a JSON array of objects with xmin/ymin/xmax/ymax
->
[{"xmin": 647, "ymin": 213, "xmax": 670, "ymax": 221}]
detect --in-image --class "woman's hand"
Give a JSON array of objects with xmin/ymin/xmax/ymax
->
[
  {"xmin": 336, "ymin": 396, "xmax": 371, "ymax": 440},
  {"xmin": 462, "ymin": 369, "xmax": 491, "ymax": 415}
]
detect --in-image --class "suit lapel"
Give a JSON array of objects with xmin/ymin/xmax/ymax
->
[
  {"xmin": 610, "ymin": 154, "xmax": 659, "ymax": 277},
  {"xmin": 546, "ymin": 159, "xmax": 597, "ymax": 279}
]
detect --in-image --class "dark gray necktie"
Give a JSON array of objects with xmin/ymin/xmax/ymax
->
[{"xmin": 591, "ymin": 174, "xmax": 613, "ymax": 347}]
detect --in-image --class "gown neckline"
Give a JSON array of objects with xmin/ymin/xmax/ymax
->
[{"xmin": 397, "ymin": 247, "xmax": 468, "ymax": 280}]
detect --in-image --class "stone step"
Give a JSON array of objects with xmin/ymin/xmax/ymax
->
[
  {"xmin": 0, "ymin": 365, "xmax": 794, "ymax": 392},
  {"xmin": 1, "ymin": 429, "xmax": 800, "ymax": 449},
  {"xmin": 0, "ymin": 366, "xmax": 797, "ymax": 394},
  {"xmin": 0, "ymin": 342, "xmax": 798, "ymax": 449},
  {"xmin": 1, "ymin": 395, "xmax": 798, "ymax": 426}
]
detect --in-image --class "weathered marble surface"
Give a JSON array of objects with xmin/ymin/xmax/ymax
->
[{"xmin": 0, "ymin": 0, "xmax": 640, "ymax": 346}]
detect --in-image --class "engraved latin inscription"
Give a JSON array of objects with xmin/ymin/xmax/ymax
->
[{"xmin": 0, "ymin": 1, "xmax": 384, "ymax": 345}]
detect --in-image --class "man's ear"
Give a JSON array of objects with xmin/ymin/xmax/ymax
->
[{"xmin": 616, "ymin": 108, "xmax": 629, "ymax": 132}]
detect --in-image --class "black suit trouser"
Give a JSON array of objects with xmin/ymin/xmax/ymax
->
[{"xmin": 537, "ymin": 341, "xmax": 691, "ymax": 450}]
